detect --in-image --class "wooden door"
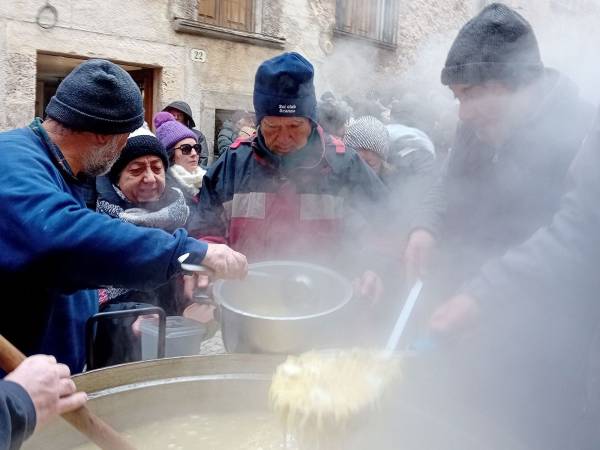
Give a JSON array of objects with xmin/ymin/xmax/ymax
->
[{"xmin": 129, "ymin": 69, "xmax": 155, "ymax": 128}]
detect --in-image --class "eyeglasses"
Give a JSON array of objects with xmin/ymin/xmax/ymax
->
[{"xmin": 173, "ymin": 143, "xmax": 201, "ymax": 155}]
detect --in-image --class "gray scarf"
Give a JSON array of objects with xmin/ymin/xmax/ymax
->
[
  {"xmin": 97, "ymin": 186, "xmax": 190, "ymax": 231},
  {"xmin": 97, "ymin": 185, "xmax": 190, "ymax": 302}
]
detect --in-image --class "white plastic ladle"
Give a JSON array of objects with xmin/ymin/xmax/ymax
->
[{"xmin": 383, "ymin": 279, "xmax": 424, "ymax": 357}]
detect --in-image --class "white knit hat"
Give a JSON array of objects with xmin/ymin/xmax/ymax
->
[{"xmin": 343, "ymin": 115, "xmax": 390, "ymax": 159}]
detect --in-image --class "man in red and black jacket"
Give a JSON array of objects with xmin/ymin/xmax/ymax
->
[{"xmin": 190, "ymin": 52, "xmax": 389, "ymax": 301}]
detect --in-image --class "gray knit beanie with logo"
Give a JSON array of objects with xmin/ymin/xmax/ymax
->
[
  {"xmin": 441, "ymin": 3, "xmax": 543, "ymax": 86},
  {"xmin": 344, "ymin": 116, "xmax": 390, "ymax": 159},
  {"xmin": 45, "ymin": 59, "xmax": 144, "ymax": 134}
]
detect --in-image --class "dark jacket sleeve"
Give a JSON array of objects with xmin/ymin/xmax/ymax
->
[
  {"xmin": 408, "ymin": 124, "xmax": 482, "ymax": 238},
  {"xmin": 200, "ymin": 140, "xmax": 209, "ymax": 167},
  {"xmin": 407, "ymin": 154, "xmax": 448, "ymax": 237},
  {"xmin": 189, "ymin": 154, "xmax": 230, "ymax": 242},
  {"xmin": 343, "ymin": 149, "xmax": 389, "ymax": 217},
  {"xmin": 192, "ymin": 129, "xmax": 209, "ymax": 167},
  {"xmin": 465, "ymin": 114, "xmax": 600, "ymax": 308},
  {"xmin": 391, "ymin": 136, "xmax": 437, "ymax": 177},
  {"xmin": 216, "ymin": 126, "xmax": 236, "ymax": 159},
  {"xmin": 337, "ymin": 149, "xmax": 393, "ymax": 275},
  {"xmin": 0, "ymin": 381, "xmax": 36, "ymax": 450}
]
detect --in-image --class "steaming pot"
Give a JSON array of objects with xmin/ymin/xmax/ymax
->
[
  {"xmin": 213, "ymin": 260, "xmax": 354, "ymax": 353},
  {"xmin": 22, "ymin": 354, "xmax": 528, "ymax": 450}
]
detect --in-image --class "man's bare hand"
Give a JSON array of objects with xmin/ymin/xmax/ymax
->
[
  {"xmin": 429, "ymin": 293, "xmax": 480, "ymax": 336},
  {"xmin": 404, "ymin": 229, "xmax": 436, "ymax": 283},
  {"xmin": 182, "ymin": 273, "xmax": 211, "ymax": 302},
  {"xmin": 353, "ymin": 270, "xmax": 384, "ymax": 305},
  {"xmin": 183, "ymin": 302, "xmax": 216, "ymax": 324},
  {"xmin": 202, "ymin": 244, "xmax": 247, "ymax": 280},
  {"xmin": 6, "ymin": 355, "xmax": 87, "ymax": 430}
]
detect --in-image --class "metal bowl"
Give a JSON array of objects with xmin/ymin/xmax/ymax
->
[{"xmin": 213, "ymin": 261, "xmax": 353, "ymax": 353}]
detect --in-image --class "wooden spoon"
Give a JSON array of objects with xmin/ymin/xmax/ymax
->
[{"xmin": 0, "ymin": 335, "xmax": 136, "ymax": 450}]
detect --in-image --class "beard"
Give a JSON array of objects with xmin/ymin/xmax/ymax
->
[{"xmin": 82, "ymin": 137, "xmax": 123, "ymax": 177}]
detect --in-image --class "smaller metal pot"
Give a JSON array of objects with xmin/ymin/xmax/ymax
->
[{"xmin": 213, "ymin": 261, "xmax": 353, "ymax": 353}]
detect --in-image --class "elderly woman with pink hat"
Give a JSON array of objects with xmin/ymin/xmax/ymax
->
[
  {"xmin": 154, "ymin": 111, "xmax": 206, "ymax": 208},
  {"xmin": 153, "ymin": 111, "xmax": 217, "ymax": 325}
]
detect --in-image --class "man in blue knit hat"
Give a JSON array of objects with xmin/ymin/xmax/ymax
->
[
  {"xmin": 194, "ymin": 52, "xmax": 389, "ymax": 319},
  {"xmin": 0, "ymin": 59, "xmax": 247, "ymax": 445}
]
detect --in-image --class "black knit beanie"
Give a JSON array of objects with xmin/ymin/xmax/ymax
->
[
  {"xmin": 108, "ymin": 129, "xmax": 169, "ymax": 184},
  {"xmin": 46, "ymin": 59, "xmax": 144, "ymax": 134},
  {"xmin": 441, "ymin": 3, "xmax": 543, "ymax": 86}
]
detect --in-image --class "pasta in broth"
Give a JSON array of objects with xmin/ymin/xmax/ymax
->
[{"xmin": 269, "ymin": 349, "xmax": 400, "ymax": 449}]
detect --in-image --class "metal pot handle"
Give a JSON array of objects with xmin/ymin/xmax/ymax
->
[
  {"xmin": 85, "ymin": 305, "xmax": 166, "ymax": 370},
  {"xmin": 192, "ymin": 282, "xmax": 221, "ymax": 323}
]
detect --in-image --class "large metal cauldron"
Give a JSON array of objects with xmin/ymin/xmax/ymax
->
[
  {"xmin": 213, "ymin": 261, "xmax": 354, "ymax": 353},
  {"xmin": 23, "ymin": 355, "xmax": 283, "ymax": 450},
  {"xmin": 22, "ymin": 354, "xmax": 527, "ymax": 450}
]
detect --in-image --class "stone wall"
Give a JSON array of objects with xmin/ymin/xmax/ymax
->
[{"xmin": 0, "ymin": 0, "xmax": 472, "ymax": 147}]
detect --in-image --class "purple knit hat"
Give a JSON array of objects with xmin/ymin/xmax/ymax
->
[{"xmin": 153, "ymin": 111, "xmax": 197, "ymax": 151}]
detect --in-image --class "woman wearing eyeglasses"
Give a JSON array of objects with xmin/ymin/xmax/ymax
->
[
  {"xmin": 154, "ymin": 111, "xmax": 206, "ymax": 210},
  {"xmin": 153, "ymin": 111, "xmax": 217, "ymax": 328}
]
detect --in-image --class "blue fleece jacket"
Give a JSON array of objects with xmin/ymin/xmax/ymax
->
[{"xmin": 0, "ymin": 120, "xmax": 207, "ymax": 373}]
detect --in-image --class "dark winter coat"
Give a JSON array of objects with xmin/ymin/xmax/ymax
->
[
  {"xmin": 0, "ymin": 119, "xmax": 207, "ymax": 373},
  {"xmin": 216, "ymin": 120, "xmax": 237, "ymax": 160},
  {"xmin": 453, "ymin": 111, "xmax": 600, "ymax": 450},
  {"xmin": 192, "ymin": 126, "xmax": 388, "ymax": 267},
  {"xmin": 384, "ymin": 123, "xmax": 438, "ymax": 238},
  {"xmin": 0, "ymin": 381, "xmax": 35, "ymax": 450},
  {"xmin": 467, "ymin": 111, "xmax": 600, "ymax": 306},
  {"xmin": 412, "ymin": 70, "xmax": 595, "ymax": 287},
  {"xmin": 192, "ymin": 129, "xmax": 209, "ymax": 167}
]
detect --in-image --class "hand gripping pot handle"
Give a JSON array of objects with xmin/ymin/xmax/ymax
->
[{"xmin": 178, "ymin": 254, "xmax": 220, "ymax": 318}]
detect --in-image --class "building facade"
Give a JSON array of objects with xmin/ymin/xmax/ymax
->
[{"xmin": 0, "ymin": 0, "xmax": 473, "ymax": 157}]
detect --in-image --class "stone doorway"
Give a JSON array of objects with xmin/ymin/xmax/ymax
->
[{"xmin": 35, "ymin": 52, "xmax": 157, "ymax": 127}]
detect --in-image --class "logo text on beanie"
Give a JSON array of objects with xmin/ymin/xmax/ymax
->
[{"xmin": 279, "ymin": 104, "xmax": 297, "ymax": 114}]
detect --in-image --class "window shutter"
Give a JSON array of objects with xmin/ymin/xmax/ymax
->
[
  {"xmin": 336, "ymin": 0, "xmax": 354, "ymax": 32},
  {"xmin": 336, "ymin": 0, "xmax": 397, "ymax": 45},
  {"xmin": 354, "ymin": 0, "xmax": 378, "ymax": 39},
  {"xmin": 198, "ymin": 0, "xmax": 218, "ymax": 24},
  {"xmin": 336, "ymin": 0, "xmax": 378, "ymax": 40},
  {"xmin": 221, "ymin": 0, "xmax": 252, "ymax": 31}
]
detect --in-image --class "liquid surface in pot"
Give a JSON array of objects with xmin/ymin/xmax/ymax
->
[
  {"xmin": 72, "ymin": 411, "xmax": 294, "ymax": 450},
  {"xmin": 227, "ymin": 277, "xmax": 322, "ymax": 317},
  {"xmin": 217, "ymin": 262, "xmax": 351, "ymax": 318}
]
